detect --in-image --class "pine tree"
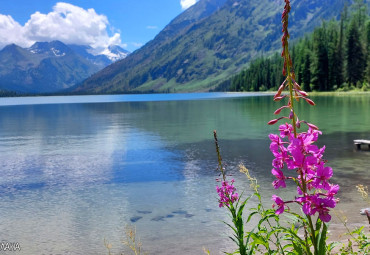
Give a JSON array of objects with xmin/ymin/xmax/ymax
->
[
  {"xmin": 366, "ymin": 20, "xmax": 370, "ymax": 84},
  {"xmin": 327, "ymin": 21, "xmax": 340, "ymax": 90},
  {"xmin": 336, "ymin": 13, "xmax": 345, "ymax": 87},
  {"xmin": 312, "ymin": 27, "xmax": 329, "ymax": 91},
  {"xmin": 346, "ymin": 20, "xmax": 366, "ymax": 85},
  {"xmin": 302, "ymin": 50, "xmax": 312, "ymax": 92}
]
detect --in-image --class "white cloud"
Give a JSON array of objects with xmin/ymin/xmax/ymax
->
[
  {"xmin": 146, "ymin": 25, "xmax": 158, "ymax": 30},
  {"xmin": 180, "ymin": 0, "xmax": 198, "ymax": 10},
  {"xmin": 0, "ymin": 14, "xmax": 28, "ymax": 48},
  {"xmin": 0, "ymin": 2, "xmax": 123, "ymax": 51}
]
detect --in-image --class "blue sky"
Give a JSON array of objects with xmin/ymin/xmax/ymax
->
[{"xmin": 0, "ymin": 0, "xmax": 199, "ymax": 52}]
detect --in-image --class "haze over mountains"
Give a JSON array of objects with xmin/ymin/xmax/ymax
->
[
  {"xmin": 0, "ymin": 0, "xmax": 362, "ymax": 94},
  {"xmin": 0, "ymin": 41, "xmax": 129, "ymax": 93}
]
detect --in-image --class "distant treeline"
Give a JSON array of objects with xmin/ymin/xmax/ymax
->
[
  {"xmin": 0, "ymin": 89, "xmax": 18, "ymax": 97},
  {"xmin": 228, "ymin": 1, "xmax": 370, "ymax": 92}
]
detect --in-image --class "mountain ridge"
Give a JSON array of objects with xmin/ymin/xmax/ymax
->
[
  {"xmin": 0, "ymin": 41, "xmax": 129, "ymax": 93},
  {"xmin": 74, "ymin": 0, "xmax": 351, "ymax": 94}
]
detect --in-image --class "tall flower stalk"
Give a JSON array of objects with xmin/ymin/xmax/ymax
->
[
  {"xmin": 214, "ymin": 130, "xmax": 249, "ymax": 255},
  {"xmin": 268, "ymin": 1, "xmax": 339, "ymax": 254}
]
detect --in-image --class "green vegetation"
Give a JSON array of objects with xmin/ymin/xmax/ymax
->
[
  {"xmin": 76, "ymin": 0, "xmax": 351, "ymax": 94},
  {"xmin": 229, "ymin": 1, "xmax": 370, "ymax": 92},
  {"xmin": 0, "ymin": 89, "xmax": 17, "ymax": 97}
]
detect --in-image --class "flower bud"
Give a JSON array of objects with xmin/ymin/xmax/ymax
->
[
  {"xmin": 289, "ymin": 110, "xmax": 294, "ymax": 119},
  {"xmin": 274, "ymin": 108, "xmax": 282, "ymax": 115},
  {"xmin": 274, "ymin": 105, "xmax": 288, "ymax": 115},
  {"xmin": 298, "ymin": 90, "xmax": 308, "ymax": 97},
  {"xmin": 296, "ymin": 117, "xmax": 300, "ymax": 128},
  {"xmin": 305, "ymin": 98, "xmax": 315, "ymax": 106},
  {"xmin": 305, "ymin": 122, "xmax": 319, "ymax": 130},
  {"xmin": 268, "ymin": 119, "xmax": 279, "ymax": 125},
  {"xmin": 274, "ymin": 95, "xmax": 287, "ymax": 101}
]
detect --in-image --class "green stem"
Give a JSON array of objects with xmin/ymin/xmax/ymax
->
[
  {"xmin": 308, "ymin": 216, "xmax": 318, "ymax": 255},
  {"xmin": 230, "ymin": 204, "xmax": 246, "ymax": 255},
  {"xmin": 284, "ymin": 46, "xmax": 297, "ymax": 138},
  {"xmin": 258, "ymin": 195, "xmax": 285, "ymax": 254},
  {"xmin": 214, "ymin": 130, "xmax": 226, "ymax": 181},
  {"xmin": 285, "ymin": 42, "xmax": 317, "ymax": 253}
]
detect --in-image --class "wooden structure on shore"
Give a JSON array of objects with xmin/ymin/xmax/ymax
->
[{"xmin": 354, "ymin": 139, "xmax": 370, "ymax": 150}]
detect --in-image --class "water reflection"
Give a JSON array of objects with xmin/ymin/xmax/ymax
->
[{"xmin": 0, "ymin": 93, "xmax": 368, "ymax": 254}]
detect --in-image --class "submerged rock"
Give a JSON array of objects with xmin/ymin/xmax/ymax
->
[
  {"xmin": 130, "ymin": 216, "xmax": 142, "ymax": 223},
  {"xmin": 172, "ymin": 210, "xmax": 187, "ymax": 215},
  {"xmin": 137, "ymin": 210, "xmax": 152, "ymax": 214},
  {"xmin": 151, "ymin": 216, "xmax": 166, "ymax": 221}
]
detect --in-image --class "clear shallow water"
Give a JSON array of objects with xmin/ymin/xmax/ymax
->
[{"xmin": 0, "ymin": 93, "xmax": 369, "ymax": 254}]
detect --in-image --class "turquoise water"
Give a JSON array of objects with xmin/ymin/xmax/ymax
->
[{"xmin": 0, "ymin": 93, "xmax": 368, "ymax": 254}]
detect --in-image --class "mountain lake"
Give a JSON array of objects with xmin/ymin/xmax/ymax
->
[{"xmin": 0, "ymin": 92, "xmax": 369, "ymax": 254}]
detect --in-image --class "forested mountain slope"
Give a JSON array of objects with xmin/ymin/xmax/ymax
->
[{"xmin": 75, "ymin": 0, "xmax": 354, "ymax": 94}]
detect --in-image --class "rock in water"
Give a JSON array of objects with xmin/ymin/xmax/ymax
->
[{"xmin": 130, "ymin": 216, "xmax": 142, "ymax": 223}]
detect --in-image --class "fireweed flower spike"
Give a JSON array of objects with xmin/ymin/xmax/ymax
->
[
  {"xmin": 213, "ymin": 131, "xmax": 248, "ymax": 255},
  {"xmin": 214, "ymin": 131, "xmax": 239, "ymax": 208},
  {"xmin": 216, "ymin": 179, "xmax": 239, "ymax": 208},
  {"xmin": 269, "ymin": 1, "xmax": 339, "ymax": 254}
]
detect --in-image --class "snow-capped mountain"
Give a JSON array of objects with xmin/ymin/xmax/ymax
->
[
  {"xmin": 28, "ymin": 41, "xmax": 73, "ymax": 57},
  {"xmin": 0, "ymin": 40, "xmax": 130, "ymax": 93},
  {"xmin": 101, "ymin": 45, "xmax": 130, "ymax": 62},
  {"xmin": 68, "ymin": 44, "xmax": 130, "ymax": 68}
]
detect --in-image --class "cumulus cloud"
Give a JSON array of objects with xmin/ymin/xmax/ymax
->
[
  {"xmin": 0, "ymin": 14, "xmax": 28, "ymax": 48},
  {"xmin": 180, "ymin": 0, "xmax": 198, "ymax": 10},
  {"xmin": 0, "ymin": 2, "xmax": 123, "ymax": 51}
]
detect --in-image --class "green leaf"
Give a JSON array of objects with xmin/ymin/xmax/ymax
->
[
  {"xmin": 327, "ymin": 242, "xmax": 340, "ymax": 252},
  {"xmin": 223, "ymin": 221, "xmax": 237, "ymax": 235},
  {"xmin": 317, "ymin": 222, "xmax": 327, "ymax": 255},
  {"xmin": 292, "ymin": 241, "xmax": 303, "ymax": 255},
  {"xmin": 246, "ymin": 211, "xmax": 258, "ymax": 223},
  {"xmin": 254, "ymin": 192, "xmax": 261, "ymax": 201}
]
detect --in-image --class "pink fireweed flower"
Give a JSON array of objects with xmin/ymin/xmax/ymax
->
[
  {"xmin": 278, "ymin": 123, "xmax": 293, "ymax": 138},
  {"xmin": 216, "ymin": 179, "xmax": 238, "ymax": 208},
  {"xmin": 271, "ymin": 168, "xmax": 286, "ymax": 189},
  {"xmin": 311, "ymin": 196, "xmax": 336, "ymax": 223},
  {"xmin": 269, "ymin": 122, "xmax": 339, "ymax": 221},
  {"xmin": 272, "ymin": 195, "xmax": 286, "ymax": 214},
  {"xmin": 313, "ymin": 162, "xmax": 333, "ymax": 190},
  {"xmin": 269, "ymin": 134, "xmax": 287, "ymax": 155},
  {"xmin": 326, "ymin": 184, "xmax": 340, "ymax": 198},
  {"xmin": 287, "ymin": 137, "xmax": 305, "ymax": 169},
  {"xmin": 307, "ymin": 127, "xmax": 322, "ymax": 142},
  {"xmin": 269, "ymin": 0, "xmax": 338, "ymax": 225},
  {"xmin": 272, "ymin": 152, "xmax": 289, "ymax": 170},
  {"xmin": 296, "ymin": 195, "xmax": 316, "ymax": 216}
]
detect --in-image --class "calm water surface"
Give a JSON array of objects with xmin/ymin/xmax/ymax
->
[{"xmin": 0, "ymin": 93, "xmax": 369, "ymax": 254}]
